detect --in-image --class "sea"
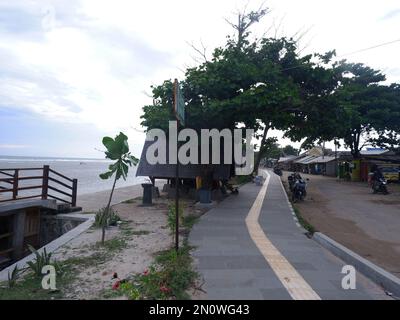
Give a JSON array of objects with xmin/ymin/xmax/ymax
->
[{"xmin": 0, "ymin": 155, "xmax": 148, "ymax": 199}]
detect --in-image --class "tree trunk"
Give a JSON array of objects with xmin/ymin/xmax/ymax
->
[
  {"xmin": 101, "ymin": 174, "xmax": 118, "ymax": 244},
  {"xmin": 253, "ymin": 124, "xmax": 269, "ymax": 175},
  {"xmin": 351, "ymin": 130, "xmax": 362, "ymax": 159}
]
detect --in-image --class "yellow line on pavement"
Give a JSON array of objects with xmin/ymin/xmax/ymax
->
[{"xmin": 245, "ymin": 171, "xmax": 321, "ymax": 300}]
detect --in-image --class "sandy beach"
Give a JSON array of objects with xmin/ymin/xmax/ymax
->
[{"xmin": 53, "ymin": 198, "xmax": 173, "ymax": 300}]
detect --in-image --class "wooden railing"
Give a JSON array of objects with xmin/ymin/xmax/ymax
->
[{"xmin": 0, "ymin": 166, "xmax": 78, "ymax": 206}]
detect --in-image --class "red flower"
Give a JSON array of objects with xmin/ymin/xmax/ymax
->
[
  {"xmin": 112, "ymin": 280, "xmax": 121, "ymax": 290},
  {"xmin": 143, "ymin": 269, "xmax": 149, "ymax": 276},
  {"xmin": 160, "ymin": 285, "xmax": 170, "ymax": 293}
]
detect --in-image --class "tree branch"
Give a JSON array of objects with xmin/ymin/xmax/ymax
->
[{"xmin": 186, "ymin": 40, "xmax": 208, "ymax": 62}]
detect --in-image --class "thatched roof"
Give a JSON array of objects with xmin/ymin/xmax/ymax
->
[{"xmin": 136, "ymin": 140, "xmax": 231, "ymax": 179}]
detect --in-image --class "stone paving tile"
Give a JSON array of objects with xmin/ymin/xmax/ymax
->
[
  {"xmin": 260, "ymin": 288, "xmax": 292, "ymax": 300},
  {"xmin": 258, "ymin": 172, "xmax": 387, "ymax": 300},
  {"xmin": 206, "ymin": 289, "xmax": 264, "ymax": 300},
  {"xmin": 189, "ymin": 171, "xmax": 389, "ymax": 300}
]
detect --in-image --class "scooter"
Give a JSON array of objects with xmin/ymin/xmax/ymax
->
[
  {"xmin": 292, "ymin": 178, "xmax": 307, "ymax": 202},
  {"xmin": 288, "ymin": 173, "xmax": 302, "ymax": 192},
  {"xmin": 372, "ymin": 177, "xmax": 389, "ymax": 195},
  {"xmin": 288, "ymin": 174, "xmax": 296, "ymax": 191}
]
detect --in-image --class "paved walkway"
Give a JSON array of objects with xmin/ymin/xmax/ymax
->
[{"xmin": 189, "ymin": 170, "xmax": 389, "ymax": 300}]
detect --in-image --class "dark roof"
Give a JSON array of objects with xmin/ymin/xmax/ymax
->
[{"xmin": 136, "ymin": 140, "xmax": 231, "ymax": 179}]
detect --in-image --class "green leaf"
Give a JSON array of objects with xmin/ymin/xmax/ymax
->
[
  {"xmin": 120, "ymin": 162, "xmax": 129, "ymax": 180},
  {"xmin": 102, "ymin": 136, "xmax": 115, "ymax": 150},
  {"xmin": 99, "ymin": 171, "xmax": 114, "ymax": 180}
]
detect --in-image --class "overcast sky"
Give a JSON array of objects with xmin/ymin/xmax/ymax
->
[{"xmin": 1, "ymin": 0, "xmax": 399, "ymax": 158}]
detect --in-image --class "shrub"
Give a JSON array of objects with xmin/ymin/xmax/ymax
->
[
  {"xmin": 127, "ymin": 245, "xmax": 197, "ymax": 300},
  {"xmin": 7, "ymin": 265, "xmax": 19, "ymax": 288},
  {"xmin": 26, "ymin": 245, "xmax": 63, "ymax": 277},
  {"xmin": 94, "ymin": 207, "xmax": 121, "ymax": 228},
  {"xmin": 120, "ymin": 282, "xmax": 140, "ymax": 300}
]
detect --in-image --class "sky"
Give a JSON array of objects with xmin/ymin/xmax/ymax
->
[{"xmin": 0, "ymin": 0, "xmax": 399, "ymax": 158}]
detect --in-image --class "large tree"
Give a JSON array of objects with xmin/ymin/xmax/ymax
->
[
  {"xmin": 371, "ymin": 84, "xmax": 400, "ymax": 154},
  {"xmin": 282, "ymin": 145, "xmax": 299, "ymax": 156},
  {"xmin": 141, "ymin": 23, "xmax": 342, "ymax": 175},
  {"xmin": 140, "ymin": 8, "xmax": 400, "ymax": 175},
  {"xmin": 335, "ymin": 63, "xmax": 399, "ymax": 158},
  {"xmin": 285, "ymin": 60, "xmax": 400, "ymax": 159}
]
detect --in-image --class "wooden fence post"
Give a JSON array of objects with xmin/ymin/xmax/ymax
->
[
  {"xmin": 71, "ymin": 179, "xmax": 78, "ymax": 207},
  {"xmin": 12, "ymin": 169, "xmax": 19, "ymax": 200},
  {"xmin": 42, "ymin": 165, "xmax": 49, "ymax": 200}
]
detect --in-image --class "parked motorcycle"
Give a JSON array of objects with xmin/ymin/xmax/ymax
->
[
  {"xmin": 372, "ymin": 177, "xmax": 389, "ymax": 195},
  {"xmin": 288, "ymin": 173, "xmax": 301, "ymax": 191},
  {"xmin": 292, "ymin": 178, "xmax": 307, "ymax": 202},
  {"xmin": 273, "ymin": 167, "xmax": 283, "ymax": 176}
]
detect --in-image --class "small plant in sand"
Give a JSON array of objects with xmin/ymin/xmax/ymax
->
[
  {"xmin": 94, "ymin": 207, "xmax": 121, "ymax": 228},
  {"xmin": 7, "ymin": 265, "xmax": 20, "ymax": 288},
  {"xmin": 26, "ymin": 245, "xmax": 63, "ymax": 277},
  {"xmin": 99, "ymin": 132, "xmax": 138, "ymax": 244},
  {"xmin": 113, "ymin": 245, "xmax": 197, "ymax": 300}
]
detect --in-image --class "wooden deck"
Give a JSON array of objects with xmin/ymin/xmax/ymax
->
[
  {"xmin": 0, "ymin": 166, "xmax": 78, "ymax": 269},
  {"xmin": 0, "ymin": 166, "xmax": 77, "ymax": 206}
]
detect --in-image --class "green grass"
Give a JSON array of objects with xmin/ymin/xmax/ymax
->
[
  {"xmin": 235, "ymin": 175, "xmax": 253, "ymax": 185},
  {"xmin": 281, "ymin": 179, "xmax": 316, "ymax": 235},
  {"xmin": 292, "ymin": 205, "xmax": 316, "ymax": 234},
  {"xmin": 97, "ymin": 238, "xmax": 127, "ymax": 251},
  {"xmin": 102, "ymin": 287, "xmax": 125, "ymax": 299},
  {"xmin": 122, "ymin": 199, "xmax": 136, "ymax": 204},
  {"xmin": 0, "ymin": 264, "xmax": 74, "ymax": 300},
  {"xmin": 130, "ymin": 230, "xmax": 151, "ymax": 236},
  {"xmin": 0, "ymin": 234, "xmax": 131, "ymax": 300},
  {"xmin": 122, "ymin": 196, "xmax": 143, "ymax": 204},
  {"xmin": 183, "ymin": 215, "xmax": 200, "ymax": 229},
  {"xmin": 130, "ymin": 244, "xmax": 198, "ymax": 300},
  {"xmin": 119, "ymin": 221, "xmax": 151, "ymax": 237},
  {"xmin": 99, "ymin": 242, "xmax": 199, "ymax": 301},
  {"xmin": 63, "ymin": 252, "xmax": 110, "ymax": 268},
  {"xmin": 109, "ymin": 205, "xmax": 201, "ymax": 300},
  {"xmin": 0, "ymin": 275, "xmax": 63, "ymax": 300}
]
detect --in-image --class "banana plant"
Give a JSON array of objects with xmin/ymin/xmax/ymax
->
[{"xmin": 99, "ymin": 132, "xmax": 138, "ymax": 243}]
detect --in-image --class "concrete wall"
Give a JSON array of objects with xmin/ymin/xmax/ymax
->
[{"xmin": 40, "ymin": 215, "xmax": 82, "ymax": 246}]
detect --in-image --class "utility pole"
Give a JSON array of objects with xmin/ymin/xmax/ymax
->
[{"xmin": 173, "ymin": 79, "xmax": 185, "ymax": 252}]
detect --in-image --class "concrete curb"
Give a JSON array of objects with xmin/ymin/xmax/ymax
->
[
  {"xmin": 313, "ymin": 232, "xmax": 400, "ymax": 297},
  {"xmin": 0, "ymin": 213, "xmax": 95, "ymax": 282}
]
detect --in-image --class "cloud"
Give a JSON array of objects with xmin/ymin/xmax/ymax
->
[
  {"xmin": 0, "ymin": 0, "xmax": 174, "ymax": 136},
  {"xmin": 0, "ymin": 144, "xmax": 29, "ymax": 149},
  {"xmin": 0, "ymin": 6, "xmax": 42, "ymax": 35},
  {"xmin": 1, "ymin": 0, "xmax": 400, "ymax": 157},
  {"xmin": 380, "ymin": 8, "xmax": 400, "ymax": 20},
  {"xmin": 86, "ymin": 27, "xmax": 173, "ymax": 79}
]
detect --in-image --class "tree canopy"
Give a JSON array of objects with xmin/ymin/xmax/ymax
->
[{"xmin": 140, "ymin": 10, "xmax": 400, "ymax": 173}]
